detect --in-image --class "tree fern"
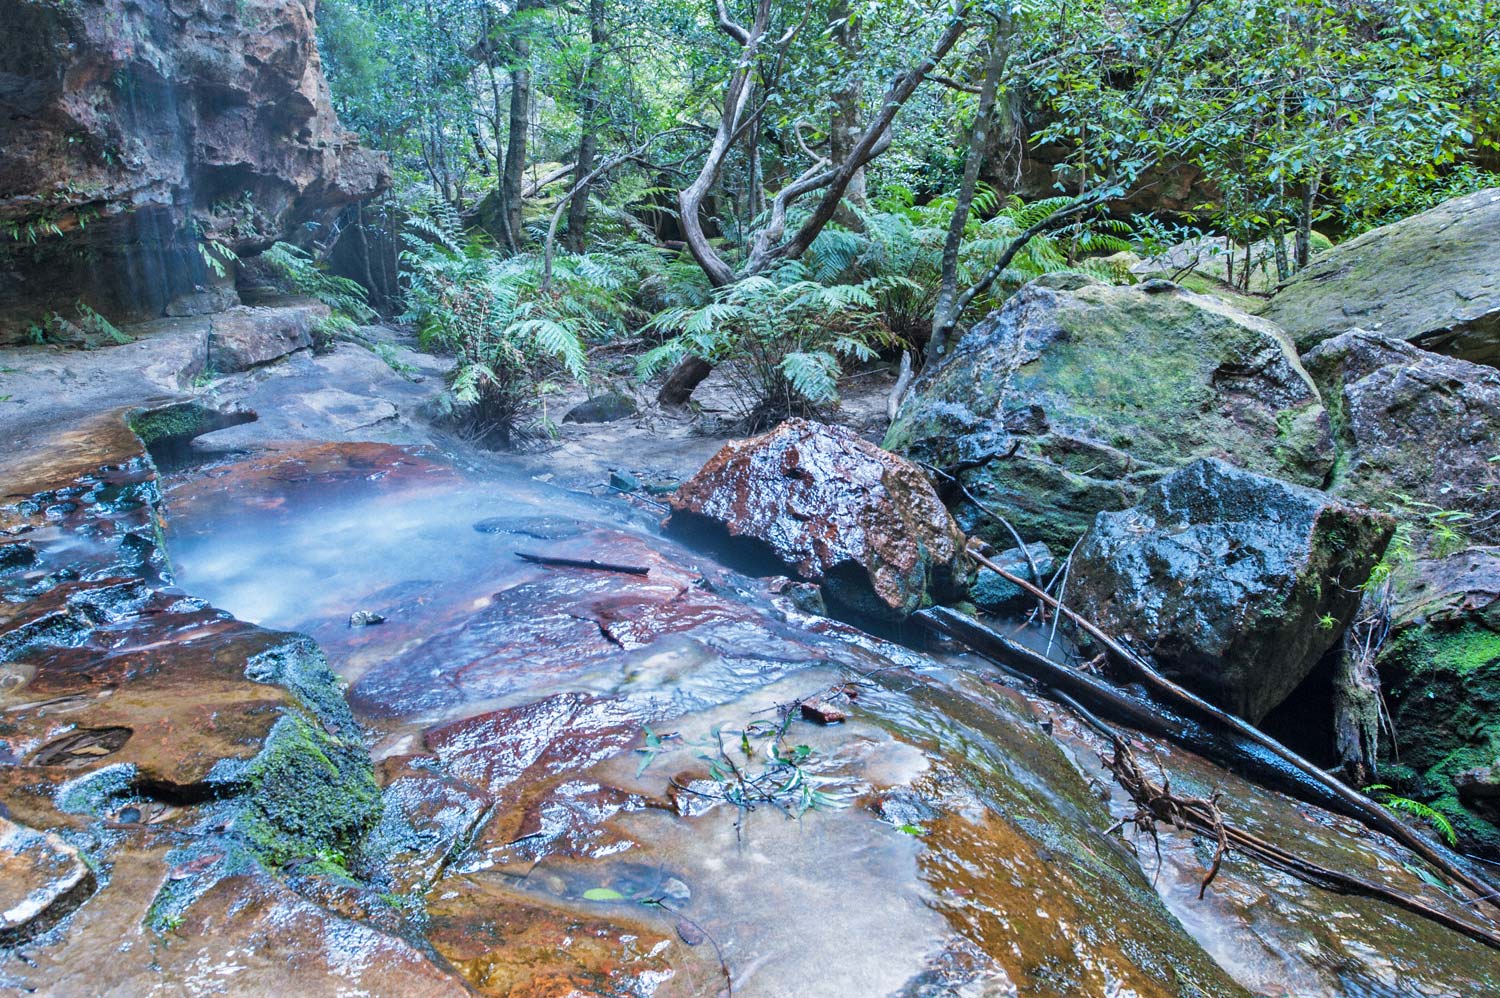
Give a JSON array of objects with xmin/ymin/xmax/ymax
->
[{"xmin": 637, "ymin": 270, "xmax": 897, "ymax": 426}]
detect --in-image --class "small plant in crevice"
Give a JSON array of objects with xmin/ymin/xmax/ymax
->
[{"xmin": 1364, "ymin": 784, "xmax": 1459, "ymax": 846}]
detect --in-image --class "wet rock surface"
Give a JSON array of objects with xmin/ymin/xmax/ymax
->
[
  {"xmin": 886, "ymin": 275, "xmax": 1333, "ymax": 549},
  {"xmin": 1304, "ymin": 329, "xmax": 1500, "ymax": 544},
  {"xmin": 1264, "ymin": 188, "xmax": 1500, "ymax": 364},
  {"xmin": 667, "ymin": 418, "xmax": 967, "ymax": 620},
  {"xmin": 0, "ymin": 0, "xmax": 388, "ymax": 335},
  {"xmin": 4, "ymin": 385, "xmax": 1499, "ymax": 994},
  {"xmin": 160, "ymin": 437, "xmax": 1500, "ymax": 996},
  {"xmin": 1070, "ymin": 459, "xmax": 1395, "ymax": 722},
  {"xmin": 0, "ymin": 816, "xmax": 96, "ymax": 944},
  {"xmin": 0, "ymin": 416, "xmax": 470, "ymax": 995}
]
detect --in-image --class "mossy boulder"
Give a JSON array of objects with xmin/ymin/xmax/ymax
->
[
  {"xmin": 1070, "ymin": 459, "xmax": 1394, "ymax": 722},
  {"xmin": 1263, "ymin": 188, "xmax": 1500, "ymax": 364},
  {"xmin": 1376, "ymin": 547, "xmax": 1500, "ymax": 854},
  {"xmin": 885, "ymin": 275, "xmax": 1334, "ymax": 549}
]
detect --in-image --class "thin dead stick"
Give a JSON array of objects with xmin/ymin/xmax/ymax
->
[
  {"xmin": 515, "ymin": 551, "xmax": 651, "ymax": 575},
  {"xmin": 956, "ymin": 553, "xmax": 1500, "ymax": 918}
]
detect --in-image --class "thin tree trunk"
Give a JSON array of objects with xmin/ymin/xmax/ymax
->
[
  {"xmin": 1273, "ymin": 226, "xmax": 1289, "ymax": 284},
  {"xmin": 1295, "ymin": 167, "xmax": 1322, "ymax": 270},
  {"xmin": 829, "ymin": 0, "xmax": 865, "ymax": 223},
  {"xmin": 496, "ymin": 0, "xmax": 539, "ymax": 253},
  {"xmin": 931, "ymin": 20, "xmax": 1008, "ymax": 357},
  {"xmin": 565, "ymin": 0, "xmax": 605, "ymax": 253},
  {"xmin": 503, "ymin": 62, "xmax": 531, "ymax": 250}
]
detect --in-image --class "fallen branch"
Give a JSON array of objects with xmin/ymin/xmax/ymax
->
[
  {"xmin": 918, "ymin": 594, "xmax": 1500, "ymax": 924},
  {"xmin": 1107, "ymin": 738, "xmax": 1500, "ymax": 952},
  {"xmin": 515, "ymin": 551, "xmax": 650, "ymax": 575}
]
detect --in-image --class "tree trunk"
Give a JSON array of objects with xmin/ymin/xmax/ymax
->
[
  {"xmin": 930, "ymin": 21, "xmax": 1007, "ymax": 356},
  {"xmin": 503, "ymin": 65, "xmax": 531, "ymax": 250},
  {"xmin": 565, "ymin": 0, "xmax": 605, "ymax": 253},
  {"xmin": 1295, "ymin": 168, "xmax": 1321, "ymax": 270},
  {"xmin": 658, "ymin": 356, "xmax": 713, "ymax": 406},
  {"xmin": 829, "ymin": 0, "xmax": 865, "ymax": 223},
  {"xmin": 500, "ymin": 0, "xmax": 539, "ymax": 253}
]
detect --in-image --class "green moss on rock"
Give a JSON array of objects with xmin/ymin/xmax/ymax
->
[
  {"xmin": 1379, "ymin": 615, "xmax": 1500, "ymax": 854},
  {"xmin": 235, "ymin": 714, "xmax": 382, "ymax": 869},
  {"xmin": 886, "ymin": 277, "xmax": 1333, "ymax": 549}
]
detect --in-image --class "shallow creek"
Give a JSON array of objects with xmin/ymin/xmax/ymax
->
[{"xmin": 148, "ymin": 440, "xmax": 1500, "ymax": 997}]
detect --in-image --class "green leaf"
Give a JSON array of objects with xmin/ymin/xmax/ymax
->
[{"xmin": 582, "ymin": 887, "xmax": 625, "ymax": 901}]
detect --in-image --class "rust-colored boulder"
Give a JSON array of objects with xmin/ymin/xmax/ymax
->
[{"xmin": 667, "ymin": 419, "xmax": 966, "ymax": 620}]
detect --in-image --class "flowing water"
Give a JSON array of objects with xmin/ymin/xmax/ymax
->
[{"xmin": 154, "ymin": 441, "xmax": 1500, "ymax": 997}]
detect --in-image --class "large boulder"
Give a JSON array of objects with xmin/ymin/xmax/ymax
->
[
  {"xmin": 667, "ymin": 419, "xmax": 967, "ymax": 620},
  {"xmin": 1262, "ymin": 189, "xmax": 1500, "ymax": 364},
  {"xmin": 1070, "ymin": 459, "xmax": 1394, "ymax": 723},
  {"xmin": 0, "ymin": 0, "xmax": 389, "ymax": 339},
  {"xmin": 1375, "ymin": 548, "xmax": 1500, "ymax": 853},
  {"xmin": 885, "ymin": 275, "xmax": 1334, "ymax": 549},
  {"xmin": 1303, "ymin": 330, "xmax": 1500, "ymax": 546}
]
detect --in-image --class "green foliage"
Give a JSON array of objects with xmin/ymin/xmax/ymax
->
[
  {"xmin": 400, "ymin": 197, "xmax": 607, "ymax": 447},
  {"xmin": 197, "ymin": 238, "xmax": 239, "ymax": 280},
  {"xmin": 1365, "ymin": 784, "xmax": 1459, "ymax": 846},
  {"xmin": 261, "ymin": 242, "xmax": 375, "ymax": 324},
  {"xmin": 844, "ymin": 188, "xmax": 1133, "ymax": 335},
  {"xmin": 687, "ymin": 722, "xmax": 852, "ymax": 818},
  {"xmin": 25, "ymin": 302, "xmax": 132, "ymax": 349},
  {"xmin": 638, "ymin": 267, "xmax": 897, "ymax": 427}
]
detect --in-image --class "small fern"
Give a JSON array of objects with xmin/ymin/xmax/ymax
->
[{"xmin": 1365, "ymin": 784, "xmax": 1459, "ymax": 846}]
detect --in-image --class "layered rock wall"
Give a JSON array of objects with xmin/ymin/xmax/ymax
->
[{"xmin": 0, "ymin": 0, "xmax": 387, "ymax": 339}]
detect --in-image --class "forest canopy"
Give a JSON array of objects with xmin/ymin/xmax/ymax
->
[{"xmin": 310, "ymin": 0, "xmax": 1499, "ymax": 436}]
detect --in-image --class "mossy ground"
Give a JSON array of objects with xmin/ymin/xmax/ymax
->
[{"xmin": 1379, "ymin": 621, "xmax": 1500, "ymax": 852}]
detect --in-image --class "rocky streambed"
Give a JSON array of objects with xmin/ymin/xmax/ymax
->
[{"xmin": 3, "ymin": 389, "xmax": 1499, "ymax": 995}]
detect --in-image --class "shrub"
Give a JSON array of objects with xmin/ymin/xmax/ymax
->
[
  {"xmin": 637, "ymin": 265, "xmax": 899, "ymax": 428},
  {"xmin": 399, "ymin": 198, "xmax": 603, "ymax": 448}
]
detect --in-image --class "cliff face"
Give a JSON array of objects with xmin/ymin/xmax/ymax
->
[{"xmin": 0, "ymin": 0, "xmax": 388, "ymax": 338}]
